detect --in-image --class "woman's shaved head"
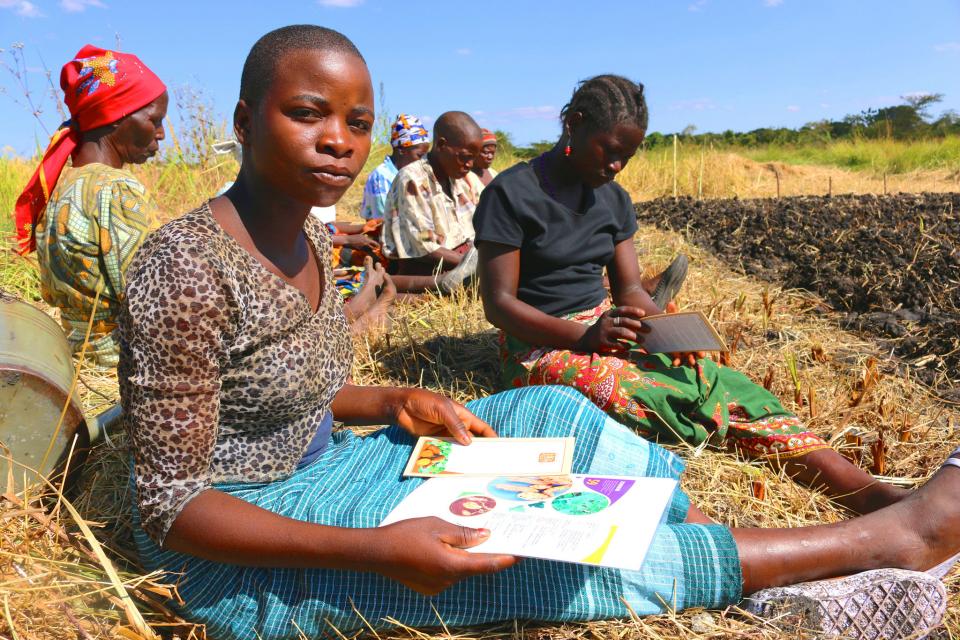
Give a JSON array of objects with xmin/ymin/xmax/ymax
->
[{"xmin": 240, "ymin": 25, "xmax": 365, "ymax": 106}]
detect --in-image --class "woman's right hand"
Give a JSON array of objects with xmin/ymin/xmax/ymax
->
[
  {"xmin": 370, "ymin": 517, "xmax": 518, "ymax": 595},
  {"xmin": 575, "ymin": 306, "xmax": 648, "ymax": 355}
]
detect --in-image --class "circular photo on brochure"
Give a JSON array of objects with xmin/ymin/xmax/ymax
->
[
  {"xmin": 449, "ymin": 495, "xmax": 497, "ymax": 517},
  {"xmin": 551, "ymin": 491, "xmax": 610, "ymax": 516}
]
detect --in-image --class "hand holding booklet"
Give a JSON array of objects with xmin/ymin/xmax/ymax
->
[
  {"xmin": 382, "ymin": 473, "xmax": 677, "ymax": 571},
  {"xmin": 387, "ymin": 437, "xmax": 677, "ymax": 571},
  {"xmin": 403, "ymin": 436, "xmax": 574, "ymax": 477},
  {"xmin": 634, "ymin": 310, "xmax": 727, "ymax": 354}
]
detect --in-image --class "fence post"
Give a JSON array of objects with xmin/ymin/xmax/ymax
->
[
  {"xmin": 672, "ymin": 134, "xmax": 679, "ymax": 198},
  {"xmin": 697, "ymin": 147, "xmax": 704, "ymax": 200}
]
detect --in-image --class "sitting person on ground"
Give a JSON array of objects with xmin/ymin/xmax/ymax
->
[
  {"xmin": 312, "ymin": 206, "xmax": 396, "ymax": 334},
  {"xmin": 474, "ymin": 74, "xmax": 906, "ymax": 515},
  {"xmin": 359, "ymin": 113, "xmax": 430, "ymax": 221},
  {"xmin": 381, "ymin": 110, "xmax": 483, "ymax": 294},
  {"xmin": 471, "ymin": 128, "xmax": 499, "ymax": 187},
  {"xmin": 14, "ymin": 45, "xmax": 167, "ymax": 368},
  {"xmin": 119, "ymin": 26, "xmax": 959, "ymax": 640},
  {"xmin": 317, "ymin": 204, "xmax": 385, "ymax": 271}
]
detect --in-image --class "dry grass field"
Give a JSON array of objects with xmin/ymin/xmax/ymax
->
[{"xmin": 0, "ymin": 144, "xmax": 958, "ymax": 639}]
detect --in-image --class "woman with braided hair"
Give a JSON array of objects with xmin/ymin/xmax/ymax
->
[{"xmin": 475, "ymin": 74, "xmax": 905, "ymax": 515}]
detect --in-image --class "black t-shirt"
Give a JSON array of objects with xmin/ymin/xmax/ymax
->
[{"xmin": 474, "ymin": 162, "xmax": 638, "ymax": 317}]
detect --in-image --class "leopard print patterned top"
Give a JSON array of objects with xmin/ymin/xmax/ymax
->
[{"xmin": 118, "ymin": 203, "xmax": 352, "ymax": 545}]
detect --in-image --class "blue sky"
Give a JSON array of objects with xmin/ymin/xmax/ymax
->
[{"xmin": 1, "ymin": 0, "xmax": 959, "ymax": 155}]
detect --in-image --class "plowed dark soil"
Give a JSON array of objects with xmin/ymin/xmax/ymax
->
[{"xmin": 635, "ymin": 193, "xmax": 960, "ymax": 397}]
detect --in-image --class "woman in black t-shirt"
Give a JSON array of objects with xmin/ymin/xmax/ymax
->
[{"xmin": 474, "ymin": 74, "xmax": 904, "ymax": 515}]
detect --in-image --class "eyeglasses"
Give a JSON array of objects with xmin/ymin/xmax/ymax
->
[{"xmin": 453, "ymin": 149, "xmax": 476, "ymax": 164}]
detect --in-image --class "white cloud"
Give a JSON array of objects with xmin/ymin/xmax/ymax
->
[
  {"xmin": 820, "ymin": 103, "xmax": 830, "ymax": 108},
  {"xmin": 669, "ymin": 98, "xmax": 717, "ymax": 111},
  {"xmin": 317, "ymin": 0, "xmax": 363, "ymax": 6},
  {"xmin": 786, "ymin": 105, "xmax": 800, "ymax": 112},
  {"xmin": 934, "ymin": 42, "xmax": 960, "ymax": 53},
  {"xmin": 455, "ymin": 48, "xmax": 471, "ymax": 56},
  {"xmin": 763, "ymin": 0, "xmax": 783, "ymax": 6},
  {"xmin": 60, "ymin": 0, "xmax": 105, "ymax": 11},
  {"xmin": 472, "ymin": 106, "xmax": 559, "ymax": 127},
  {"xmin": 688, "ymin": 0, "xmax": 708, "ymax": 11},
  {"xmin": 0, "ymin": 0, "xmax": 43, "ymax": 17},
  {"xmin": 503, "ymin": 105, "xmax": 558, "ymax": 120}
]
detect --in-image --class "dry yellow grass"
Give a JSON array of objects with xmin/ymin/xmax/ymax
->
[
  {"xmin": 616, "ymin": 148, "xmax": 960, "ymax": 202},
  {"xmin": 1, "ymin": 149, "xmax": 959, "ymax": 639}
]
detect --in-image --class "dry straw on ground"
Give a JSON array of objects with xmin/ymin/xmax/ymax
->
[{"xmin": 1, "ymin": 151, "xmax": 958, "ymax": 639}]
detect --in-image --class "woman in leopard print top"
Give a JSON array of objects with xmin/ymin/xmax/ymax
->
[{"xmin": 118, "ymin": 24, "xmax": 960, "ymax": 640}]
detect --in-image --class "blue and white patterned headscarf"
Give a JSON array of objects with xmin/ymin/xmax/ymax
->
[{"xmin": 390, "ymin": 114, "xmax": 430, "ymax": 149}]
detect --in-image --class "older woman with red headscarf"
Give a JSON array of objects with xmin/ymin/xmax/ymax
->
[
  {"xmin": 14, "ymin": 45, "xmax": 167, "ymax": 367},
  {"xmin": 470, "ymin": 128, "xmax": 499, "ymax": 187}
]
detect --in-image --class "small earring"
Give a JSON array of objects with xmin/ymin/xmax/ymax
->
[{"xmin": 564, "ymin": 143, "xmax": 572, "ymax": 157}]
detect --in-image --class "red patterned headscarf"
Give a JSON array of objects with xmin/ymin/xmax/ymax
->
[
  {"xmin": 481, "ymin": 129, "xmax": 497, "ymax": 146},
  {"xmin": 13, "ymin": 45, "xmax": 166, "ymax": 253}
]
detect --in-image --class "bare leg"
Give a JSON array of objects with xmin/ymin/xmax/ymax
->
[
  {"xmin": 390, "ymin": 273, "xmax": 441, "ymax": 294},
  {"xmin": 686, "ymin": 503, "xmax": 715, "ymax": 524},
  {"xmin": 772, "ymin": 448, "xmax": 908, "ymax": 514},
  {"xmin": 390, "ymin": 251, "xmax": 477, "ymax": 295},
  {"xmin": 735, "ymin": 463, "xmax": 960, "ymax": 593}
]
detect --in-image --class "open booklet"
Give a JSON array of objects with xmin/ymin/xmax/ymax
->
[
  {"xmin": 403, "ymin": 436, "xmax": 575, "ymax": 478},
  {"xmin": 381, "ymin": 474, "xmax": 677, "ymax": 571},
  {"xmin": 634, "ymin": 310, "xmax": 728, "ymax": 354}
]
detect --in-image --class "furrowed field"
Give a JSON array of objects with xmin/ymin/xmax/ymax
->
[{"xmin": 0, "ymin": 137, "xmax": 958, "ymax": 639}]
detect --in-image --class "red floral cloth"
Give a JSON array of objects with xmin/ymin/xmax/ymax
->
[
  {"xmin": 14, "ymin": 45, "xmax": 165, "ymax": 253},
  {"xmin": 500, "ymin": 301, "xmax": 829, "ymax": 459}
]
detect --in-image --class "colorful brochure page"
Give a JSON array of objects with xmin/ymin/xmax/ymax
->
[
  {"xmin": 402, "ymin": 436, "xmax": 575, "ymax": 478},
  {"xmin": 636, "ymin": 310, "xmax": 728, "ymax": 354},
  {"xmin": 381, "ymin": 474, "xmax": 677, "ymax": 571}
]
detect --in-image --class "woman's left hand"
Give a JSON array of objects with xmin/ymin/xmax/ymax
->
[
  {"xmin": 663, "ymin": 301, "xmax": 707, "ymax": 368},
  {"xmin": 392, "ymin": 389, "xmax": 497, "ymax": 445}
]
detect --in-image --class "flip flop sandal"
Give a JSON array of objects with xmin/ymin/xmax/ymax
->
[
  {"xmin": 651, "ymin": 254, "xmax": 689, "ymax": 310},
  {"xmin": 742, "ymin": 568, "xmax": 947, "ymax": 639}
]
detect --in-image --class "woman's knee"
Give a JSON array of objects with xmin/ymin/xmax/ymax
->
[{"xmin": 466, "ymin": 385, "xmax": 607, "ymax": 438}]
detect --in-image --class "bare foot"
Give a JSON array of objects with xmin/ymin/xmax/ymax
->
[
  {"xmin": 885, "ymin": 464, "xmax": 960, "ymax": 572},
  {"xmin": 378, "ymin": 272, "xmax": 397, "ymax": 306},
  {"xmin": 642, "ymin": 274, "xmax": 659, "ymax": 295},
  {"xmin": 350, "ymin": 273, "xmax": 395, "ymax": 336},
  {"xmin": 346, "ymin": 257, "xmax": 382, "ymax": 317}
]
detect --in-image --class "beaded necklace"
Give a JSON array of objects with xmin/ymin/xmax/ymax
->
[
  {"xmin": 534, "ymin": 152, "xmax": 586, "ymax": 213},
  {"xmin": 533, "ymin": 152, "xmax": 556, "ymax": 199}
]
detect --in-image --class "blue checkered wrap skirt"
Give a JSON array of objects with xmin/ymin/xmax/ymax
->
[{"xmin": 132, "ymin": 386, "xmax": 742, "ymax": 639}]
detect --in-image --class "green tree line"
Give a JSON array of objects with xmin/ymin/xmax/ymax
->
[{"xmin": 499, "ymin": 93, "xmax": 960, "ymax": 158}]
